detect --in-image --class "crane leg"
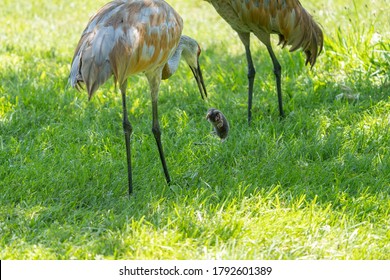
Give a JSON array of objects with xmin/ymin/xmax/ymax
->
[
  {"xmin": 148, "ymin": 74, "xmax": 171, "ymax": 184},
  {"xmin": 244, "ymin": 45, "xmax": 256, "ymax": 124},
  {"xmin": 266, "ymin": 45, "xmax": 285, "ymax": 118},
  {"xmin": 238, "ymin": 32, "xmax": 256, "ymax": 124},
  {"xmin": 151, "ymin": 105, "xmax": 171, "ymax": 184},
  {"xmin": 120, "ymin": 82, "xmax": 133, "ymax": 195}
]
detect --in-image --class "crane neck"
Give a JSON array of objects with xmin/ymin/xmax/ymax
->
[
  {"xmin": 162, "ymin": 35, "xmax": 197, "ymax": 80},
  {"xmin": 161, "ymin": 41, "xmax": 185, "ymax": 80}
]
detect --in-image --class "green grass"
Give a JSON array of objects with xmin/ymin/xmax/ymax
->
[{"xmin": 1, "ymin": 0, "xmax": 389, "ymax": 259}]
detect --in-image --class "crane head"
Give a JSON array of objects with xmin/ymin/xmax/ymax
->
[{"xmin": 181, "ymin": 36, "xmax": 208, "ymax": 100}]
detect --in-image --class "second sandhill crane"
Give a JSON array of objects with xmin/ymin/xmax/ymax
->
[
  {"xmin": 69, "ymin": 0, "xmax": 207, "ymax": 195},
  {"xmin": 204, "ymin": 0, "xmax": 323, "ymax": 121}
]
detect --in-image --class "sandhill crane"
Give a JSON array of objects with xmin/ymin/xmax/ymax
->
[
  {"xmin": 69, "ymin": 0, "xmax": 207, "ymax": 195},
  {"xmin": 204, "ymin": 0, "xmax": 323, "ymax": 121}
]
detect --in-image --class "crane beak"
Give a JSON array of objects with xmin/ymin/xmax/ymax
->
[{"xmin": 190, "ymin": 60, "xmax": 208, "ymax": 100}]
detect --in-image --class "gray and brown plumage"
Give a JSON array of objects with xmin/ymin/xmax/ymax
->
[
  {"xmin": 206, "ymin": 108, "xmax": 230, "ymax": 141},
  {"xmin": 69, "ymin": 0, "xmax": 207, "ymax": 195},
  {"xmin": 204, "ymin": 0, "xmax": 323, "ymax": 121}
]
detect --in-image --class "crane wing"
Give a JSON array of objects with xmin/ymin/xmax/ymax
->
[
  {"xmin": 207, "ymin": 0, "xmax": 323, "ymax": 66},
  {"xmin": 239, "ymin": 0, "xmax": 323, "ymax": 65}
]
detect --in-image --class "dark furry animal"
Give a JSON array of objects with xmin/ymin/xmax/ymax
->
[{"xmin": 206, "ymin": 108, "xmax": 229, "ymax": 141}]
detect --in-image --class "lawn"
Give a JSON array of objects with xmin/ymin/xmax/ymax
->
[{"xmin": 0, "ymin": 0, "xmax": 389, "ymax": 259}]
